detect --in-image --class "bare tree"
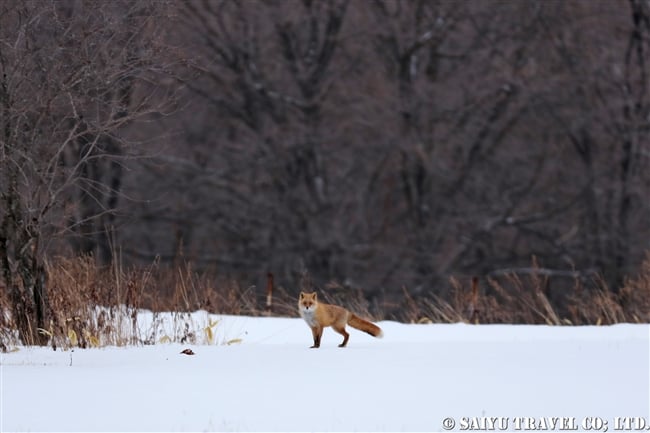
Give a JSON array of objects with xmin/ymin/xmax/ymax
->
[
  {"xmin": 130, "ymin": 0, "xmax": 355, "ymax": 286},
  {"xmin": 515, "ymin": 1, "xmax": 650, "ymax": 289},
  {"xmin": 0, "ymin": 0, "xmax": 172, "ymax": 344}
]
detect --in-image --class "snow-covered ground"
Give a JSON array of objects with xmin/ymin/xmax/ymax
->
[{"xmin": 2, "ymin": 312, "xmax": 649, "ymax": 432}]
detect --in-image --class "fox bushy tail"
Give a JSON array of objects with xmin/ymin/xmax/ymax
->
[{"xmin": 348, "ymin": 314, "xmax": 383, "ymax": 338}]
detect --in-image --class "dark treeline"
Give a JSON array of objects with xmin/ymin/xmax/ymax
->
[{"xmin": 3, "ymin": 0, "xmax": 650, "ymax": 337}]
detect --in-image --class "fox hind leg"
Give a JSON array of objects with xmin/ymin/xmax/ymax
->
[{"xmin": 332, "ymin": 324, "xmax": 349, "ymax": 348}]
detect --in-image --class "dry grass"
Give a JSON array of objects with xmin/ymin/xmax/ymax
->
[
  {"xmin": 0, "ymin": 256, "xmax": 261, "ymax": 350},
  {"xmin": 2, "ymin": 254, "xmax": 649, "ymax": 349},
  {"xmin": 401, "ymin": 257, "xmax": 650, "ymax": 325}
]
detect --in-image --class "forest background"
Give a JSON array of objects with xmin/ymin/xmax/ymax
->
[{"xmin": 3, "ymin": 0, "xmax": 650, "ymax": 346}]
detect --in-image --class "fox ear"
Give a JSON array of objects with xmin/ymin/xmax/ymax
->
[
  {"xmin": 312, "ymin": 292, "xmax": 317, "ymax": 300},
  {"xmin": 299, "ymin": 291, "xmax": 305, "ymax": 299}
]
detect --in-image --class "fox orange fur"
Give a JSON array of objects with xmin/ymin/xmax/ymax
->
[{"xmin": 298, "ymin": 291, "xmax": 383, "ymax": 348}]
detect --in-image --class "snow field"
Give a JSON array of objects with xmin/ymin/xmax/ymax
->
[{"xmin": 2, "ymin": 314, "xmax": 649, "ymax": 432}]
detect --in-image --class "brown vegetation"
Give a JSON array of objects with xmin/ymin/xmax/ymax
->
[{"xmin": 2, "ymin": 254, "xmax": 649, "ymax": 350}]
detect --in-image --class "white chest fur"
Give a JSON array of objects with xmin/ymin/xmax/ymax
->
[{"xmin": 299, "ymin": 306, "xmax": 319, "ymax": 327}]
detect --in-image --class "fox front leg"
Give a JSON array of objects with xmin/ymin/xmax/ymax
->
[{"xmin": 310, "ymin": 326, "xmax": 322, "ymax": 348}]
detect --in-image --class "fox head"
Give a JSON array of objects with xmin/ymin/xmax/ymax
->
[{"xmin": 298, "ymin": 291, "xmax": 318, "ymax": 311}]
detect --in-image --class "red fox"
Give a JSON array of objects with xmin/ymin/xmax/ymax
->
[{"xmin": 298, "ymin": 291, "xmax": 383, "ymax": 348}]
